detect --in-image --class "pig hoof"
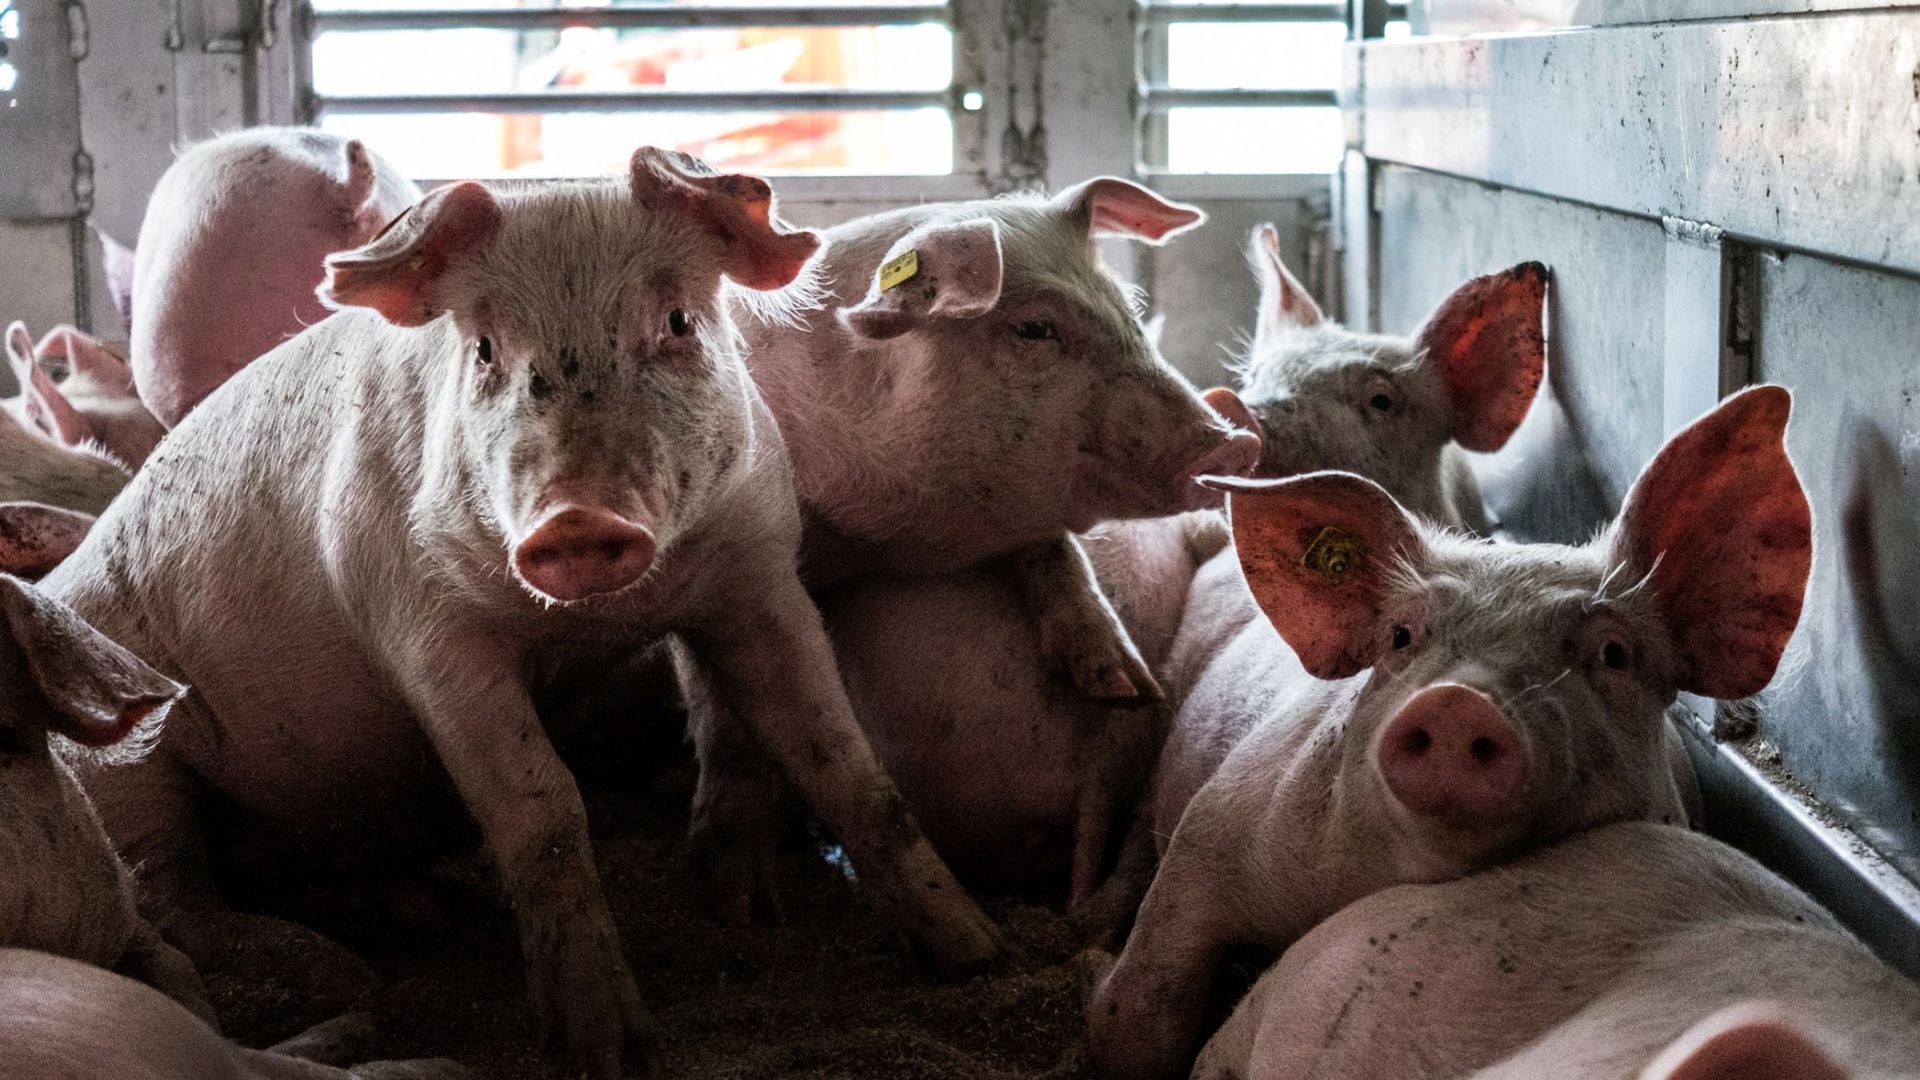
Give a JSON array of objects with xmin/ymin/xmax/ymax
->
[
  {"xmin": 523, "ymin": 906, "xmax": 659, "ymax": 1080},
  {"xmin": 1072, "ymin": 655, "xmax": 1166, "ymax": 705},
  {"xmin": 688, "ymin": 819, "xmax": 786, "ymax": 927},
  {"xmin": 912, "ymin": 907, "xmax": 1007, "ymax": 979}
]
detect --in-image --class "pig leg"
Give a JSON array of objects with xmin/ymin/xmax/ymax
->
[
  {"xmin": 392, "ymin": 648, "xmax": 654, "ymax": 1080},
  {"xmin": 1073, "ymin": 810, "xmax": 1158, "ymax": 951},
  {"xmin": 676, "ymin": 573, "xmax": 1003, "ymax": 975},
  {"xmin": 677, "ymin": 660, "xmax": 787, "ymax": 925},
  {"xmin": 1068, "ymin": 699, "xmax": 1163, "ymax": 906},
  {"xmin": 1001, "ymin": 535, "xmax": 1162, "ymax": 704}
]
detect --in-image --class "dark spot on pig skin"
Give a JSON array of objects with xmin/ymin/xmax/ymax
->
[
  {"xmin": 0, "ymin": 727, "xmax": 21, "ymax": 756},
  {"xmin": 529, "ymin": 370, "xmax": 554, "ymax": 400},
  {"xmin": 40, "ymin": 818, "xmax": 58, "ymax": 847}
]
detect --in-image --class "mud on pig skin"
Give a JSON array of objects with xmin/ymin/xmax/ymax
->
[
  {"xmin": 44, "ymin": 147, "xmax": 998, "ymax": 1080},
  {"xmin": 820, "ymin": 236, "xmax": 1549, "ymax": 907},
  {"xmin": 1086, "ymin": 386, "xmax": 1814, "ymax": 1079},
  {"xmin": 1194, "ymin": 821, "xmax": 1920, "ymax": 1080}
]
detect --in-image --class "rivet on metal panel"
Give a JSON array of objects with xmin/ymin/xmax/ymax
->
[
  {"xmin": 164, "ymin": 0, "xmax": 183, "ymax": 50},
  {"xmin": 259, "ymin": 0, "xmax": 279, "ymax": 50},
  {"xmin": 62, "ymin": 0, "xmax": 84, "ymax": 60},
  {"xmin": 70, "ymin": 146, "xmax": 93, "ymax": 213}
]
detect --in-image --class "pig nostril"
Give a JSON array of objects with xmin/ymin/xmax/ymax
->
[
  {"xmin": 1400, "ymin": 727, "xmax": 1433, "ymax": 757},
  {"xmin": 1469, "ymin": 736, "xmax": 1501, "ymax": 766}
]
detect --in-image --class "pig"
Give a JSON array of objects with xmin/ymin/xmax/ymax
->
[
  {"xmin": 7, "ymin": 321, "xmax": 168, "ymax": 468},
  {"xmin": 45, "ymin": 148, "xmax": 998, "ymax": 1080},
  {"xmin": 0, "ymin": 572, "xmax": 210, "ymax": 1022},
  {"xmin": 129, "ymin": 126, "xmax": 420, "ymax": 428},
  {"xmin": 1191, "ymin": 821, "xmax": 1920, "ymax": 1080},
  {"xmin": 819, "ymin": 233, "xmax": 1549, "ymax": 903},
  {"xmin": 1084, "ymin": 385, "xmax": 1815, "ymax": 1078},
  {"xmin": 0, "ymin": 948, "xmax": 472, "ymax": 1079}
]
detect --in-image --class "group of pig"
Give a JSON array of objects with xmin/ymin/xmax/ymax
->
[{"xmin": 0, "ymin": 122, "xmax": 1910, "ymax": 1080}]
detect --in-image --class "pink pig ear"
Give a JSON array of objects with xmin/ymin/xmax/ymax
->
[
  {"xmin": 0, "ymin": 573, "xmax": 185, "ymax": 747},
  {"xmin": 628, "ymin": 147, "xmax": 821, "ymax": 291},
  {"xmin": 96, "ymin": 229, "xmax": 137, "ymax": 337},
  {"xmin": 1250, "ymin": 222, "xmax": 1323, "ymax": 341},
  {"xmin": 0, "ymin": 503, "xmax": 95, "ymax": 580},
  {"xmin": 321, "ymin": 181, "xmax": 502, "ymax": 327},
  {"xmin": 1645, "ymin": 1002, "xmax": 1845, "ymax": 1080},
  {"xmin": 841, "ymin": 218, "xmax": 1004, "ymax": 340},
  {"xmin": 5, "ymin": 323, "xmax": 94, "ymax": 449},
  {"xmin": 1055, "ymin": 177, "xmax": 1204, "ymax": 244},
  {"xmin": 339, "ymin": 139, "xmax": 391, "ymax": 246},
  {"xmin": 1205, "ymin": 471, "xmax": 1425, "ymax": 680},
  {"xmin": 1413, "ymin": 262, "xmax": 1549, "ymax": 453},
  {"xmin": 36, "ymin": 326, "xmax": 135, "ymax": 397},
  {"xmin": 1610, "ymin": 386, "xmax": 1812, "ymax": 700}
]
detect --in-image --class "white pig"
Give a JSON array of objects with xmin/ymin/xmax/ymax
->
[
  {"xmin": 690, "ymin": 179, "xmax": 1266, "ymax": 920},
  {"xmin": 7, "ymin": 322, "xmax": 168, "ymax": 468},
  {"xmin": 1193, "ymin": 822, "xmax": 1920, "ymax": 1080},
  {"xmin": 820, "ymin": 234, "xmax": 1550, "ymax": 903},
  {"xmin": 0, "ymin": 948, "xmax": 472, "ymax": 1079},
  {"xmin": 46, "ymin": 148, "xmax": 997, "ymax": 1080},
  {"xmin": 1086, "ymin": 386, "xmax": 1815, "ymax": 1078},
  {"xmin": 0, "ymin": 572, "xmax": 209, "ymax": 1022},
  {"xmin": 128, "ymin": 127, "xmax": 420, "ymax": 428}
]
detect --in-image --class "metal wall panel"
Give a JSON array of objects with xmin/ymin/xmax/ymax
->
[
  {"xmin": 0, "ymin": 0, "xmax": 83, "ymax": 220},
  {"xmin": 1376, "ymin": 166, "xmax": 1661, "ymax": 542},
  {"xmin": 1418, "ymin": 0, "xmax": 1920, "ymax": 33},
  {"xmin": 1363, "ymin": 13, "xmax": 1920, "ymax": 275},
  {"xmin": 1751, "ymin": 251, "xmax": 1920, "ymax": 883}
]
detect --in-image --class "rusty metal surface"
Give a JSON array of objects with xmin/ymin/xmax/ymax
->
[{"xmin": 1362, "ymin": 13, "xmax": 1920, "ymax": 275}]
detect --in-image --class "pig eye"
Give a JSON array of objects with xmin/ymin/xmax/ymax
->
[
  {"xmin": 668, "ymin": 309, "xmax": 693, "ymax": 337},
  {"xmin": 1390, "ymin": 625, "xmax": 1413, "ymax": 650},
  {"xmin": 1014, "ymin": 320, "xmax": 1058, "ymax": 342},
  {"xmin": 1369, "ymin": 392, "xmax": 1395, "ymax": 413},
  {"xmin": 475, "ymin": 337, "xmax": 494, "ymax": 365},
  {"xmin": 1601, "ymin": 639, "xmax": 1631, "ymax": 670}
]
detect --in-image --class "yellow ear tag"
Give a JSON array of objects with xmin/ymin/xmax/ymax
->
[
  {"xmin": 879, "ymin": 248, "xmax": 920, "ymax": 292},
  {"xmin": 1302, "ymin": 526, "xmax": 1365, "ymax": 582}
]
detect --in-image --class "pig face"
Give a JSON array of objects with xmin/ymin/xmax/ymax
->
[
  {"xmin": 321, "ymin": 149, "xmax": 818, "ymax": 605},
  {"xmin": 840, "ymin": 180, "xmax": 1260, "ymax": 535},
  {"xmin": 1229, "ymin": 226, "xmax": 1547, "ymax": 521},
  {"xmin": 1212, "ymin": 386, "xmax": 1812, "ymax": 867}
]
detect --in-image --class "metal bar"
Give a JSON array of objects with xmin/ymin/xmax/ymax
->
[
  {"xmin": 313, "ymin": 87, "xmax": 949, "ymax": 115},
  {"xmin": 311, "ymin": 2, "xmax": 948, "ymax": 33},
  {"xmin": 1139, "ymin": 1, "xmax": 1403, "ymax": 25},
  {"xmin": 1139, "ymin": 86, "xmax": 1336, "ymax": 110}
]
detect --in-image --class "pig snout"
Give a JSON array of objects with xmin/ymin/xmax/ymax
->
[
  {"xmin": 1377, "ymin": 683, "xmax": 1529, "ymax": 826},
  {"xmin": 511, "ymin": 505, "xmax": 656, "ymax": 602},
  {"xmin": 1177, "ymin": 428, "xmax": 1262, "ymax": 510}
]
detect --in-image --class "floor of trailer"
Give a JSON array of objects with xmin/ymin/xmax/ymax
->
[{"xmin": 202, "ymin": 752, "xmax": 1096, "ymax": 1080}]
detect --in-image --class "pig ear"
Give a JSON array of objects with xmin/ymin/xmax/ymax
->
[
  {"xmin": 1203, "ymin": 387, "xmax": 1261, "ymax": 450},
  {"xmin": 0, "ymin": 503, "xmax": 94, "ymax": 580},
  {"xmin": 1610, "ymin": 386, "xmax": 1812, "ymax": 700},
  {"xmin": 1413, "ymin": 262, "xmax": 1549, "ymax": 453},
  {"xmin": 96, "ymin": 229, "xmax": 137, "ymax": 336},
  {"xmin": 320, "ymin": 181, "xmax": 502, "ymax": 327},
  {"xmin": 0, "ymin": 574, "xmax": 185, "ymax": 747},
  {"xmin": 1644, "ymin": 1003, "xmax": 1846, "ymax": 1080},
  {"xmin": 37, "ymin": 326, "xmax": 135, "ymax": 396},
  {"xmin": 1055, "ymin": 177, "xmax": 1204, "ymax": 244},
  {"xmin": 841, "ymin": 219, "xmax": 1005, "ymax": 340},
  {"xmin": 1204, "ymin": 471, "xmax": 1425, "ymax": 680},
  {"xmin": 340, "ymin": 139, "xmax": 390, "ymax": 245},
  {"xmin": 1250, "ymin": 223, "xmax": 1323, "ymax": 340},
  {"xmin": 5, "ymin": 323, "xmax": 93, "ymax": 449},
  {"xmin": 628, "ymin": 147, "xmax": 821, "ymax": 291}
]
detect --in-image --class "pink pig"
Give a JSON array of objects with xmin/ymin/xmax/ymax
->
[
  {"xmin": 125, "ymin": 127, "xmax": 419, "ymax": 428},
  {"xmin": 1084, "ymin": 386, "xmax": 1815, "ymax": 1078},
  {"xmin": 1193, "ymin": 822, "xmax": 1920, "ymax": 1080}
]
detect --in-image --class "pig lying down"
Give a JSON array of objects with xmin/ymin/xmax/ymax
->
[
  {"xmin": 1194, "ymin": 822, "xmax": 1920, "ymax": 1080},
  {"xmin": 821, "ymin": 232, "xmax": 1548, "ymax": 903},
  {"xmin": 123, "ymin": 127, "xmax": 420, "ymax": 428},
  {"xmin": 0, "ymin": 949, "xmax": 471, "ymax": 1080},
  {"xmin": 1086, "ymin": 386, "xmax": 1814, "ymax": 1078},
  {"xmin": 46, "ymin": 147, "xmax": 994, "ymax": 1079}
]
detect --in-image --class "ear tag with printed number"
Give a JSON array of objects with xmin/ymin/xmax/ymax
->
[
  {"xmin": 1302, "ymin": 526, "xmax": 1365, "ymax": 582},
  {"xmin": 879, "ymin": 248, "xmax": 920, "ymax": 292}
]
